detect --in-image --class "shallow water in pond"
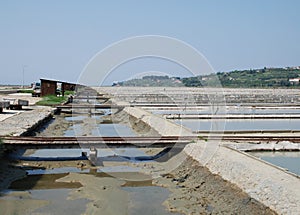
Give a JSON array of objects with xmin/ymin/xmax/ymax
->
[
  {"xmin": 248, "ymin": 151, "xmax": 300, "ymax": 176},
  {"xmin": 150, "ymin": 107, "xmax": 300, "ymax": 115},
  {"xmin": 174, "ymin": 119, "xmax": 300, "ymax": 131},
  {"xmin": 122, "ymin": 186, "xmax": 176, "ymax": 215},
  {"xmin": 0, "ymin": 189, "xmax": 90, "ymax": 215},
  {"xmin": 24, "ymin": 148, "xmax": 155, "ymax": 162},
  {"xmin": 0, "ymin": 112, "xmax": 182, "ymax": 215},
  {"xmin": 64, "ymin": 122, "xmax": 137, "ymax": 137},
  {"xmin": 0, "ymin": 169, "xmax": 181, "ymax": 215},
  {"xmin": 64, "ymin": 113, "xmax": 137, "ymax": 137}
]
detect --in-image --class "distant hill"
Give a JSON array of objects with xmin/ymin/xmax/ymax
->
[
  {"xmin": 114, "ymin": 67, "xmax": 300, "ymax": 88},
  {"xmin": 114, "ymin": 75, "xmax": 183, "ymax": 87},
  {"xmin": 183, "ymin": 67, "xmax": 300, "ymax": 88}
]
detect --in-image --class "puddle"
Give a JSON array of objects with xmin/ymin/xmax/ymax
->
[
  {"xmin": 9, "ymin": 173, "xmax": 83, "ymax": 190},
  {"xmin": 26, "ymin": 167, "xmax": 90, "ymax": 175},
  {"xmin": 65, "ymin": 114, "xmax": 107, "ymax": 121},
  {"xmin": 0, "ymin": 189, "xmax": 90, "ymax": 215},
  {"xmin": 64, "ymin": 123, "xmax": 137, "ymax": 137},
  {"xmin": 15, "ymin": 147, "xmax": 172, "ymax": 164},
  {"xmin": 249, "ymin": 151, "xmax": 300, "ymax": 176},
  {"xmin": 36, "ymin": 113, "xmax": 137, "ymax": 137},
  {"xmin": 1, "ymin": 169, "xmax": 181, "ymax": 215},
  {"xmin": 29, "ymin": 148, "xmax": 89, "ymax": 157},
  {"xmin": 65, "ymin": 115, "xmax": 89, "ymax": 121},
  {"xmin": 63, "ymin": 113, "xmax": 137, "ymax": 137},
  {"xmin": 23, "ymin": 165, "xmax": 142, "ymax": 176},
  {"xmin": 122, "ymin": 186, "xmax": 181, "ymax": 215},
  {"xmin": 22, "ymin": 148, "xmax": 153, "ymax": 160},
  {"xmin": 30, "ymin": 189, "xmax": 89, "ymax": 215},
  {"xmin": 99, "ymin": 165, "xmax": 140, "ymax": 172}
]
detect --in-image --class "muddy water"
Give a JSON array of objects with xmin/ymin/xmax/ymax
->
[
  {"xmin": 0, "ymin": 161, "xmax": 181, "ymax": 215},
  {"xmin": 123, "ymin": 186, "xmax": 172, "ymax": 215},
  {"xmin": 0, "ymin": 113, "xmax": 182, "ymax": 215},
  {"xmin": 0, "ymin": 168, "xmax": 179, "ymax": 215}
]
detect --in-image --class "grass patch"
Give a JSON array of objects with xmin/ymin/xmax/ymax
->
[
  {"xmin": 18, "ymin": 89, "xmax": 34, "ymax": 93},
  {"xmin": 36, "ymin": 91, "xmax": 74, "ymax": 106},
  {"xmin": 64, "ymin": 90, "xmax": 74, "ymax": 96},
  {"xmin": 36, "ymin": 95, "xmax": 68, "ymax": 106},
  {"xmin": 198, "ymin": 136, "xmax": 207, "ymax": 142}
]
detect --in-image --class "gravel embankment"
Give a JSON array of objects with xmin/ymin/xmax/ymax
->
[
  {"xmin": 0, "ymin": 106, "xmax": 54, "ymax": 136},
  {"xmin": 184, "ymin": 142, "xmax": 300, "ymax": 214}
]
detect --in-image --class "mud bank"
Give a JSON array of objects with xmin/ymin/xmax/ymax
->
[
  {"xmin": 0, "ymin": 106, "xmax": 55, "ymax": 190},
  {"xmin": 36, "ymin": 114, "xmax": 74, "ymax": 136},
  {"xmin": 154, "ymin": 156, "xmax": 276, "ymax": 215},
  {"xmin": 184, "ymin": 142, "xmax": 300, "ymax": 214},
  {"xmin": 0, "ymin": 159, "xmax": 26, "ymax": 191}
]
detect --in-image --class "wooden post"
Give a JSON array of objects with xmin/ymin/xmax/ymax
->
[{"xmin": 89, "ymin": 147, "xmax": 98, "ymax": 166}]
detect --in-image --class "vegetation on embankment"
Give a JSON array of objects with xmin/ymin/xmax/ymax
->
[
  {"xmin": 36, "ymin": 91, "xmax": 74, "ymax": 106},
  {"xmin": 17, "ymin": 89, "xmax": 34, "ymax": 93}
]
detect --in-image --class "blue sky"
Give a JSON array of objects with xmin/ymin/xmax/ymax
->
[{"xmin": 0, "ymin": 0, "xmax": 299, "ymax": 85}]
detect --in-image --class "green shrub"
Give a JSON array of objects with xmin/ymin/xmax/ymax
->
[
  {"xmin": 18, "ymin": 89, "xmax": 34, "ymax": 93},
  {"xmin": 64, "ymin": 90, "xmax": 74, "ymax": 96},
  {"xmin": 36, "ymin": 95, "xmax": 68, "ymax": 106}
]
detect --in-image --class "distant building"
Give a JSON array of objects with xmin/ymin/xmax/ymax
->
[
  {"xmin": 289, "ymin": 78, "xmax": 300, "ymax": 85},
  {"xmin": 112, "ymin": 81, "xmax": 121, "ymax": 86},
  {"xmin": 40, "ymin": 78, "xmax": 76, "ymax": 96},
  {"xmin": 41, "ymin": 79, "xmax": 57, "ymax": 96}
]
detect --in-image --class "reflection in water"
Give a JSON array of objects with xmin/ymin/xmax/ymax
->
[
  {"xmin": 9, "ymin": 173, "xmax": 82, "ymax": 190},
  {"xmin": 28, "ymin": 148, "xmax": 148, "ymax": 158}
]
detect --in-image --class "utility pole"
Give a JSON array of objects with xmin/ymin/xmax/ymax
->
[{"xmin": 22, "ymin": 65, "xmax": 27, "ymax": 89}]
